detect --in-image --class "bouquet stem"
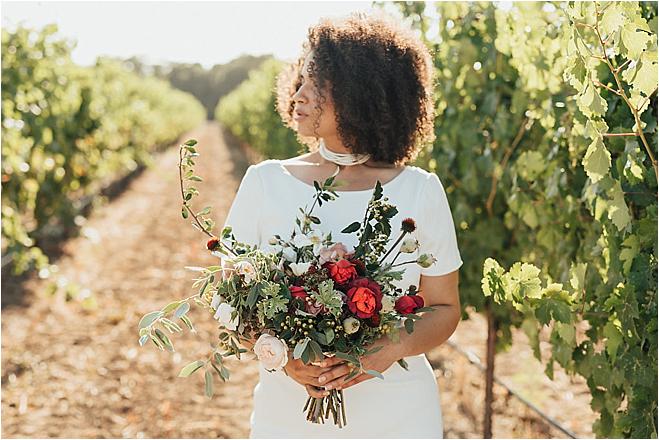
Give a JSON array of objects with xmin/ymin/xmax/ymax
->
[{"xmin": 303, "ymin": 389, "xmax": 347, "ymax": 428}]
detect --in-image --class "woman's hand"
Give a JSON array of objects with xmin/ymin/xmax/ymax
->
[
  {"xmin": 284, "ymin": 353, "xmax": 344, "ymax": 398},
  {"xmin": 319, "ymin": 336, "xmax": 404, "ymax": 391}
]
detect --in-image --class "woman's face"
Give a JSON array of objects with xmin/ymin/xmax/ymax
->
[{"xmin": 292, "ymin": 51, "xmax": 338, "ymax": 140}]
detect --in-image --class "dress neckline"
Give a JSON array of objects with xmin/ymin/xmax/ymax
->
[{"xmin": 278, "ymin": 161, "xmax": 409, "ymax": 194}]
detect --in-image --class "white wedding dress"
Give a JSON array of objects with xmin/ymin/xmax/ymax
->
[{"xmin": 221, "ymin": 159, "xmax": 463, "ymax": 438}]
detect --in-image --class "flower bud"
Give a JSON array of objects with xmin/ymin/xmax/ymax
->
[
  {"xmin": 206, "ymin": 236, "xmax": 221, "ymax": 251},
  {"xmin": 401, "ymin": 218, "xmax": 416, "ymax": 233},
  {"xmin": 417, "ymin": 253, "xmax": 437, "ymax": 268},
  {"xmin": 343, "ymin": 317, "xmax": 360, "ymax": 334},
  {"xmin": 400, "ymin": 237, "xmax": 419, "ymax": 253}
]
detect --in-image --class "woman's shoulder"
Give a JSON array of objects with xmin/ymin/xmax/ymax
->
[
  {"xmin": 402, "ymin": 165, "xmax": 444, "ymax": 188},
  {"xmin": 247, "ymin": 158, "xmax": 285, "ymax": 175}
]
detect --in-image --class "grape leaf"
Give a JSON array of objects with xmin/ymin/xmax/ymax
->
[{"xmin": 582, "ymin": 137, "xmax": 611, "ymax": 182}]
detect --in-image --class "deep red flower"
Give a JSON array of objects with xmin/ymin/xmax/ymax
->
[
  {"xmin": 401, "ymin": 218, "xmax": 417, "ymax": 233},
  {"xmin": 289, "ymin": 285, "xmax": 309, "ymax": 300},
  {"xmin": 206, "ymin": 236, "xmax": 221, "ymax": 251},
  {"xmin": 367, "ymin": 313, "xmax": 381, "ymax": 327},
  {"xmin": 394, "ymin": 295, "xmax": 424, "ymax": 315}
]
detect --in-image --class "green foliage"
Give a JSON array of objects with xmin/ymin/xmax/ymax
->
[
  {"xmin": 255, "ymin": 281, "xmax": 288, "ymax": 325},
  {"xmin": 388, "ymin": 1, "xmax": 657, "ymax": 437},
  {"xmin": 1, "ymin": 24, "xmax": 206, "ymax": 275},
  {"xmin": 309, "ymin": 279, "xmax": 344, "ymax": 317},
  {"xmin": 215, "ymin": 58, "xmax": 303, "ymax": 159}
]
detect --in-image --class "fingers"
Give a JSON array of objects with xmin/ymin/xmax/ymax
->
[
  {"xmin": 319, "ymin": 356, "xmax": 345, "ymax": 368},
  {"xmin": 305, "ymin": 384, "xmax": 329, "ymax": 399},
  {"xmin": 295, "ymin": 363, "xmax": 332, "ymax": 377},
  {"xmin": 341, "ymin": 373, "xmax": 369, "ymax": 390},
  {"xmin": 317, "ymin": 364, "xmax": 353, "ymax": 389}
]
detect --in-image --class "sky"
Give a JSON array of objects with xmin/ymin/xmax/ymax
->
[{"xmin": 1, "ymin": 0, "xmax": 409, "ymax": 68}]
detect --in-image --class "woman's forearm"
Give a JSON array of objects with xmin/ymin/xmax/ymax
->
[{"xmin": 390, "ymin": 304, "xmax": 461, "ymax": 359}]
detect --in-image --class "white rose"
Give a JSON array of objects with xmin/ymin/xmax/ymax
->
[
  {"xmin": 214, "ymin": 302, "xmax": 239, "ymax": 331},
  {"xmin": 234, "ymin": 260, "xmax": 257, "ymax": 284},
  {"xmin": 381, "ymin": 295, "xmax": 395, "ymax": 313},
  {"xmin": 400, "ymin": 237, "xmax": 419, "ymax": 253},
  {"xmin": 253, "ymin": 334, "xmax": 289, "ymax": 371},
  {"xmin": 289, "ymin": 261, "xmax": 312, "ymax": 276},
  {"xmin": 293, "ymin": 233, "xmax": 313, "ymax": 248},
  {"xmin": 270, "ymin": 243, "xmax": 283, "ymax": 254},
  {"xmin": 282, "ymin": 246, "xmax": 297, "ymax": 262},
  {"xmin": 343, "ymin": 317, "xmax": 360, "ymax": 334},
  {"xmin": 210, "ymin": 292, "xmax": 222, "ymax": 310}
]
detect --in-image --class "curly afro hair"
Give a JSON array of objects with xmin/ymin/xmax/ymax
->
[{"xmin": 275, "ymin": 10, "xmax": 436, "ymax": 165}]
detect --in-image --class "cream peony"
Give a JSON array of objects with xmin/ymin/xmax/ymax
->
[
  {"xmin": 214, "ymin": 302, "xmax": 239, "ymax": 331},
  {"xmin": 253, "ymin": 334, "xmax": 289, "ymax": 371}
]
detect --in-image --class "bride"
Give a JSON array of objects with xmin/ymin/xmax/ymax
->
[{"xmin": 221, "ymin": 11, "xmax": 463, "ymax": 438}]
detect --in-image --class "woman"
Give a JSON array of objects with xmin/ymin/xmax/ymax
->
[{"xmin": 221, "ymin": 11, "xmax": 463, "ymax": 438}]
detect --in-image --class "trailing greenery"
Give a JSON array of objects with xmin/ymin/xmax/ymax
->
[{"xmin": 2, "ymin": 24, "xmax": 206, "ymax": 275}]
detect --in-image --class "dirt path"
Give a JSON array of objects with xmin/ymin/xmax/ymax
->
[{"xmin": 1, "ymin": 121, "xmax": 595, "ymax": 438}]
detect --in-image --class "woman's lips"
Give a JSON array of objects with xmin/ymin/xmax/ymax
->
[{"xmin": 293, "ymin": 112, "xmax": 308, "ymax": 121}]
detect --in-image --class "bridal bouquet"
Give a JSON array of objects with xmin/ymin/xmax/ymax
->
[{"xmin": 137, "ymin": 139, "xmax": 437, "ymax": 428}]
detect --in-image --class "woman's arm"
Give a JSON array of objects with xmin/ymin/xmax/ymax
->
[
  {"xmin": 391, "ymin": 269, "xmax": 461, "ymax": 358},
  {"xmin": 318, "ymin": 270, "xmax": 461, "ymax": 390}
]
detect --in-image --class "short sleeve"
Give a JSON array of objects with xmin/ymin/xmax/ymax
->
[
  {"xmin": 220, "ymin": 164, "xmax": 263, "ymax": 249},
  {"xmin": 416, "ymin": 172, "xmax": 463, "ymax": 276}
]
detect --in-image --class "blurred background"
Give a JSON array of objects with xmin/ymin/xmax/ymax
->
[{"xmin": 2, "ymin": 1, "xmax": 656, "ymax": 438}]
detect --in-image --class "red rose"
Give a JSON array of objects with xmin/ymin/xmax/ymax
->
[
  {"xmin": 289, "ymin": 285, "xmax": 308, "ymax": 300},
  {"xmin": 394, "ymin": 295, "xmax": 424, "ymax": 315},
  {"xmin": 346, "ymin": 277, "xmax": 382, "ymax": 319},
  {"xmin": 324, "ymin": 258, "xmax": 358, "ymax": 285}
]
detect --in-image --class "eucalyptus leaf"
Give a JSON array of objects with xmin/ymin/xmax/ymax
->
[
  {"xmin": 174, "ymin": 302, "xmax": 190, "ymax": 319},
  {"xmin": 365, "ymin": 369, "xmax": 384, "ymax": 380},
  {"xmin": 178, "ymin": 360, "xmax": 205, "ymax": 377},
  {"xmin": 161, "ymin": 301, "xmax": 182, "ymax": 314},
  {"xmin": 138, "ymin": 311, "xmax": 163, "ymax": 330},
  {"xmin": 205, "ymin": 370, "xmax": 214, "ymax": 398}
]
